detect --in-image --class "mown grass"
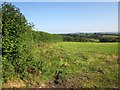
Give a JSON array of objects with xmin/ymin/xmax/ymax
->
[
  {"xmin": 59, "ymin": 42, "xmax": 118, "ymax": 55},
  {"xmin": 3, "ymin": 42, "xmax": 119, "ymax": 88}
]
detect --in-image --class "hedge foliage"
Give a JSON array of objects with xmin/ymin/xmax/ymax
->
[
  {"xmin": 2, "ymin": 2, "xmax": 63, "ymax": 82},
  {"xmin": 32, "ymin": 31, "xmax": 63, "ymax": 43}
]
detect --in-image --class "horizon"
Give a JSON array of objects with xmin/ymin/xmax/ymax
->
[
  {"xmin": 10, "ymin": 2, "xmax": 118, "ymax": 34},
  {"xmin": 33, "ymin": 30, "xmax": 118, "ymax": 34}
]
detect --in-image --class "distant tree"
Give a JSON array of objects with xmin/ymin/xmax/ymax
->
[{"xmin": 100, "ymin": 37, "xmax": 115, "ymax": 42}]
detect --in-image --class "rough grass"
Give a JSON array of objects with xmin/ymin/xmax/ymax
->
[{"xmin": 3, "ymin": 42, "xmax": 119, "ymax": 88}]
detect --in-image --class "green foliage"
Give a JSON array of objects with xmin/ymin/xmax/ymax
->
[
  {"xmin": 2, "ymin": 2, "xmax": 118, "ymax": 88},
  {"xmin": 2, "ymin": 2, "xmax": 63, "ymax": 83},
  {"xmin": 32, "ymin": 31, "xmax": 63, "ymax": 43},
  {"xmin": 2, "ymin": 2, "xmax": 33, "ymax": 82},
  {"xmin": 63, "ymin": 36, "xmax": 90, "ymax": 42},
  {"xmin": 100, "ymin": 36, "xmax": 120, "ymax": 42},
  {"xmin": 61, "ymin": 33, "xmax": 119, "ymax": 42}
]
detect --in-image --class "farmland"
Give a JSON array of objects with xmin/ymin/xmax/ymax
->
[
  {"xmin": 3, "ymin": 42, "xmax": 119, "ymax": 88},
  {"xmin": 1, "ymin": 2, "xmax": 119, "ymax": 88}
]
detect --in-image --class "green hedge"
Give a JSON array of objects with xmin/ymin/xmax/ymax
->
[
  {"xmin": 2, "ymin": 2, "xmax": 63, "ymax": 83},
  {"xmin": 32, "ymin": 31, "xmax": 63, "ymax": 43}
]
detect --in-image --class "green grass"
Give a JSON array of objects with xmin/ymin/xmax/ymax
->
[
  {"xmin": 3, "ymin": 42, "xmax": 119, "ymax": 88},
  {"xmin": 58, "ymin": 42, "xmax": 118, "ymax": 55},
  {"xmin": 28, "ymin": 42, "xmax": 118, "ymax": 88}
]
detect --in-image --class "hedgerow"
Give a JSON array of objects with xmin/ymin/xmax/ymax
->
[{"xmin": 2, "ymin": 2, "xmax": 63, "ymax": 83}]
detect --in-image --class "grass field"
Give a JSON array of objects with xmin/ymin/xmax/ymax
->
[{"xmin": 4, "ymin": 42, "xmax": 119, "ymax": 88}]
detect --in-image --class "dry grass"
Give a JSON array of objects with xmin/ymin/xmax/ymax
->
[{"xmin": 3, "ymin": 80, "xmax": 25, "ymax": 88}]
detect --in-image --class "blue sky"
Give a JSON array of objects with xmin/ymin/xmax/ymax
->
[{"xmin": 11, "ymin": 2, "xmax": 118, "ymax": 34}]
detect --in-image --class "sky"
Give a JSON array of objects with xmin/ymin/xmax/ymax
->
[{"xmin": 10, "ymin": 2, "xmax": 118, "ymax": 34}]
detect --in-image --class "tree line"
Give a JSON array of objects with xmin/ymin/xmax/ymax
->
[{"xmin": 60, "ymin": 33, "xmax": 120, "ymax": 42}]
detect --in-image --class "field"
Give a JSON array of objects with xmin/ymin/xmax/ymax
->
[
  {"xmin": 4, "ymin": 42, "xmax": 118, "ymax": 88},
  {"xmin": 2, "ymin": 3, "xmax": 119, "ymax": 88}
]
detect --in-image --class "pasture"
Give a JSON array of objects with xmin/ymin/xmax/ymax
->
[
  {"xmin": 26, "ymin": 42, "xmax": 118, "ymax": 88},
  {"xmin": 2, "ymin": 2, "xmax": 119, "ymax": 88}
]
